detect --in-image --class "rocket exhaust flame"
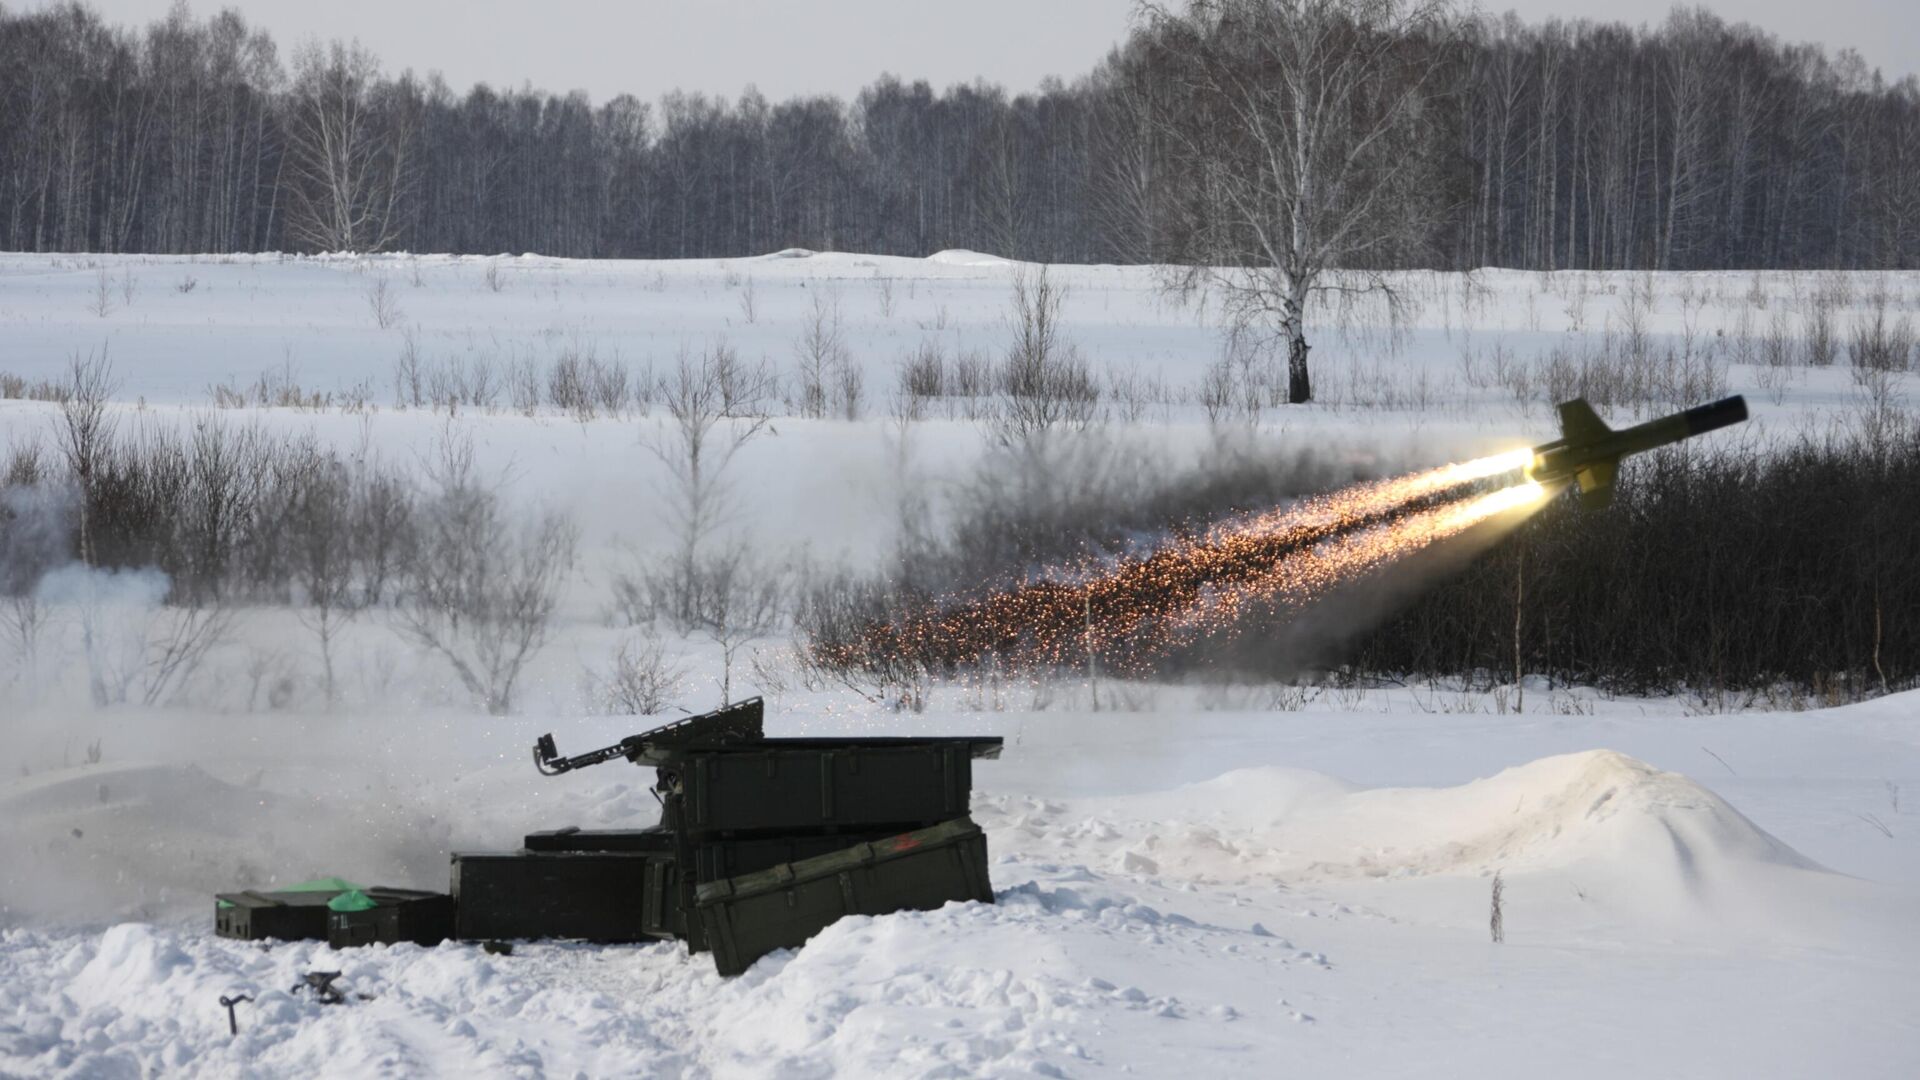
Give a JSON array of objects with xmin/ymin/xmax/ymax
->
[
  {"xmin": 820, "ymin": 450, "xmax": 1550, "ymax": 678},
  {"xmin": 818, "ymin": 396, "xmax": 1744, "ymax": 678}
]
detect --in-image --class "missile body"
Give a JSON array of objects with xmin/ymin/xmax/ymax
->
[{"xmin": 1526, "ymin": 395, "xmax": 1748, "ymax": 508}]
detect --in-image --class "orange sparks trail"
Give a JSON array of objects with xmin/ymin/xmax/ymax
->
[
  {"xmin": 1167, "ymin": 481, "xmax": 1551, "ymax": 641},
  {"xmin": 821, "ymin": 450, "xmax": 1552, "ymax": 678}
]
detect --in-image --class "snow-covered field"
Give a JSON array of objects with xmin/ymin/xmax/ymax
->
[{"xmin": 1, "ymin": 251, "xmax": 1917, "ymax": 1077}]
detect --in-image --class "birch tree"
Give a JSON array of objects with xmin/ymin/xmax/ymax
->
[
  {"xmin": 282, "ymin": 40, "xmax": 410, "ymax": 252},
  {"xmin": 1144, "ymin": 0, "xmax": 1455, "ymax": 403}
]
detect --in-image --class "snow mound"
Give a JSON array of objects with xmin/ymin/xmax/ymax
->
[
  {"xmin": 982, "ymin": 751, "xmax": 1824, "ymax": 918},
  {"xmin": 926, "ymin": 248, "xmax": 1014, "ymax": 267},
  {"xmin": 1304, "ymin": 750, "xmax": 1820, "ymax": 879},
  {"xmin": 760, "ymin": 247, "xmax": 816, "ymax": 259}
]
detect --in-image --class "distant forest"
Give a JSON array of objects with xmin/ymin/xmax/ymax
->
[{"xmin": 1, "ymin": 1, "xmax": 1916, "ymax": 269}]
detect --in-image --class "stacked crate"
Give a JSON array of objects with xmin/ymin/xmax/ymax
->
[{"xmin": 452, "ymin": 698, "xmax": 1002, "ymax": 975}]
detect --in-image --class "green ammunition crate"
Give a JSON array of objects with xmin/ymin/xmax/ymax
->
[
  {"xmin": 326, "ymin": 889, "xmax": 455, "ymax": 948},
  {"xmin": 214, "ymin": 889, "xmax": 340, "ymax": 941},
  {"xmin": 524, "ymin": 827, "xmax": 872, "ymax": 876},
  {"xmin": 451, "ymin": 850, "xmax": 679, "ymax": 942},
  {"xmin": 689, "ymin": 831, "xmax": 903, "ymax": 882},
  {"xmin": 694, "ymin": 817, "xmax": 994, "ymax": 977},
  {"xmin": 522, "ymin": 827, "xmax": 677, "ymax": 854},
  {"xmin": 660, "ymin": 737, "xmax": 1000, "ymax": 839}
]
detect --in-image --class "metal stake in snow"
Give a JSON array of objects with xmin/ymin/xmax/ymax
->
[{"xmin": 218, "ymin": 994, "xmax": 251, "ymax": 1035}]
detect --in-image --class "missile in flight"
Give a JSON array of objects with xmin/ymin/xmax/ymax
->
[{"xmin": 1525, "ymin": 395, "xmax": 1749, "ymax": 508}]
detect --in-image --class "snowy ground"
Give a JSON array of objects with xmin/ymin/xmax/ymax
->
[
  {"xmin": 1, "ymin": 251, "xmax": 1917, "ymax": 1077},
  {"xmin": 2, "ymin": 690, "xmax": 1916, "ymax": 1078}
]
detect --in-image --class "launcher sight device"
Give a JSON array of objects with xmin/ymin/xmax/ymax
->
[{"xmin": 533, "ymin": 698, "xmax": 766, "ymax": 774}]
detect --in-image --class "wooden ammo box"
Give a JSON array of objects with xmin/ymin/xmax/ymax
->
[
  {"xmin": 694, "ymin": 817, "xmax": 994, "ymax": 977},
  {"xmin": 326, "ymin": 888, "xmax": 456, "ymax": 948},
  {"xmin": 214, "ymin": 877, "xmax": 365, "ymax": 941},
  {"xmin": 658, "ymin": 736, "xmax": 1002, "ymax": 839},
  {"xmin": 451, "ymin": 850, "xmax": 679, "ymax": 942}
]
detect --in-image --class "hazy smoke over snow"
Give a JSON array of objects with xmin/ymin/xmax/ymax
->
[
  {"xmin": 0, "ymin": 482, "xmax": 75, "ymax": 593},
  {"xmin": 32, "ymin": 563, "xmax": 170, "ymax": 609}
]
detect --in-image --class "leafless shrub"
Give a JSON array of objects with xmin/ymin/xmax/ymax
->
[
  {"xmin": 990, "ymin": 266, "xmax": 1099, "ymax": 443},
  {"xmin": 133, "ymin": 603, "xmax": 234, "ymax": 706},
  {"xmin": 737, "ymin": 275, "xmax": 758, "ymax": 324},
  {"xmin": 950, "ymin": 348, "xmax": 992, "ymax": 419},
  {"xmin": 710, "ymin": 340, "xmax": 776, "ymax": 417},
  {"xmin": 507, "ymin": 357, "xmax": 542, "ymax": 415},
  {"xmin": 89, "ymin": 269, "xmax": 113, "ymax": 318},
  {"xmin": 835, "ymin": 358, "xmax": 865, "ymax": 421},
  {"xmin": 1855, "ymin": 812, "xmax": 1894, "ymax": 838},
  {"xmin": 585, "ymin": 630, "xmax": 685, "ymax": 715},
  {"xmin": 392, "ymin": 432, "xmax": 578, "ymax": 714},
  {"xmin": 548, "ymin": 345, "xmax": 594, "ymax": 418},
  {"xmin": 1104, "ymin": 364, "xmax": 1162, "ymax": 424},
  {"xmin": 1198, "ymin": 354, "xmax": 1237, "ymax": 425},
  {"xmin": 207, "ymin": 360, "xmax": 331, "ymax": 411},
  {"xmin": 897, "ymin": 342, "xmax": 946, "ymax": 421},
  {"xmin": 1762, "ymin": 309, "xmax": 1798, "ymax": 369},
  {"xmin": 793, "ymin": 288, "xmax": 846, "ymax": 420},
  {"xmin": 1804, "ymin": 296, "xmax": 1838, "ymax": 366},
  {"xmin": 394, "ymin": 331, "xmax": 426, "ymax": 408},
  {"xmin": 592, "ymin": 357, "xmax": 632, "ymax": 416},
  {"xmin": 117, "ymin": 268, "xmax": 139, "ymax": 307},
  {"xmin": 1490, "ymin": 870, "xmax": 1505, "ymax": 943},
  {"xmin": 366, "ymin": 276, "xmax": 403, "ymax": 329},
  {"xmin": 1848, "ymin": 302, "xmax": 1915, "ymax": 373},
  {"xmin": 176, "ymin": 275, "xmax": 198, "ymax": 295},
  {"xmin": 483, "ymin": 260, "xmax": 506, "ymax": 293},
  {"xmin": 875, "ymin": 274, "xmax": 895, "ymax": 319},
  {"xmin": 1816, "ymin": 270, "xmax": 1854, "ymax": 309},
  {"xmin": 1727, "ymin": 308, "xmax": 1756, "ymax": 367}
]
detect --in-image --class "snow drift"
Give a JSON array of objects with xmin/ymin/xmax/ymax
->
[{"xmin": 981, "ymin": 750, "xmax": 1829, "ymax": 923}]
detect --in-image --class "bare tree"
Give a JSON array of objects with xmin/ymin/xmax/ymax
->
[
  {"xmin": 691, "ymin": 552, "xmax": 787, "ymax": 705},
  {"xmin": 289, "ymin": 457, "xmax": 362, "ymax": 706},
  {"xmin": 640, "ymin": 346, "xmax": 772, "ymax": 630},
  {"xmin": 1144, "ymin": 0, "xmax": 1454, "ymax": 402},
  {"xmin": 990, "ymin": 265, "xmax": 1099, "ymax": 443},
  {"xmin": 282, "ymin": 41, "xmax": 414, "ymax": 252},
  {"xmin": 793, "ymin": 287, "xmax": 846, "ymax": 419},
  {"xmin": 392, "ymin": 432, "xmax": 578, "ymax": 714}
]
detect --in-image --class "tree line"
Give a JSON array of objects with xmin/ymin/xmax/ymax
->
[{"xmin": 1, "ymin": 0, "xmax": 1915, "ymax": 269}]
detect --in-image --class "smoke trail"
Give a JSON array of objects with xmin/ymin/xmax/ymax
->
[{"xmin": 821, "ymin": 450, "xmax": 1547, "ymax": 676}]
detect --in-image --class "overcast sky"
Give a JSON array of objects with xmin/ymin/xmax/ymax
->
[{"xmin": 55, "ymin": 1, "xmax": 1920, "ymax": 102}]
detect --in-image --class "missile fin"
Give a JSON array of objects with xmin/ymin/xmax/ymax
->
[
  {"xmin": 1574, "ymin": 457, "xmax": 1618, "ymax": 509},
  {"xmin": 1557, "ymin": 398, "xmax": 1611, "ymax": 444}
]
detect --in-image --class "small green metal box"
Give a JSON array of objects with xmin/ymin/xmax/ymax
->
[
  {"xmin": 214, "ymin": 890, "xmax": 341, "ymax": 942},
  {"xmin": 326, "ymin": 889, "xmax": 456, "ymax": 948}
]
